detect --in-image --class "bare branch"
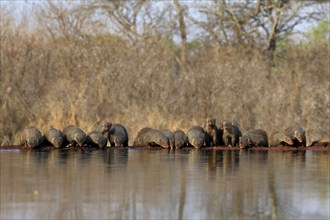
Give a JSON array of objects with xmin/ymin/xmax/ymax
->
[{"xmin": 173, "ymin": 0, "xmax": 187, "ymax": 65}]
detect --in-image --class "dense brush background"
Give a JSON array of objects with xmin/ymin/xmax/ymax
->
[{"xmin": 1, "ymin": 1, "xmax": 329, "ymax": 145}]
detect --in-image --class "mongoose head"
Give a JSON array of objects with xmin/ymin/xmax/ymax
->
[
  {"xmin": 239, "ymin": 136, "xmax": 253, "ymax": 149},
  {"xmin": 207, "ymin": 116, "xmax": 216, "ymax": 126},
  {"xmin": 95, "ymin": 134, "xmax": 107, "ymax": 148},
  {"xmin": 222, "ymin": 120, "xmax": 232, "ymax": 130},
  {"xmin": 281, "ymin": 135, "xmax": 293, "ymax": 145},
  {"xmin": 75, "ymin": 132, "xmax": 86, "ymax": 147},
  {"xmin": 25, "ymin": 127, "xmax": 43, "ymax": 148},
  {"xmin": 27, "ymin": 136, "xmax": 42, "ymax": 148},
  {"xmin": 175, "ymin": 139, "xmax": 184, "ymax": 148},
  {"xmin": 191, "ymin": 138, "xmax": 204, "ymax": 149},
  {"xmin": 52, "ymin": 136, "xmax": 64, "ymax": 148},
  {"xmin": 157, "ymin": 136, "xmax": 170, "ymax": 149},
  {"xmin": 294, "ymin": 130, "xmax": 303, "ymax": 143},
  {"xmin": 101, "ymin": 122, "xmax": 112, "ymax": 135}
]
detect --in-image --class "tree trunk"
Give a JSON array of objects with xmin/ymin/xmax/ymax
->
[{"xmin": 173, "ymin": 0, "xmax": 187, "ymax": 69}]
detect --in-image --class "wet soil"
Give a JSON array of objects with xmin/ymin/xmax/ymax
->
[{"xmin": 0, "ymin": 144, "xmax": 329, "ymax": 151}]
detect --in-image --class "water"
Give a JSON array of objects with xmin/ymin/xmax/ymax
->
[{"xmin": 0, "ymin": 148, "xmax": 329, "ymax": 219}]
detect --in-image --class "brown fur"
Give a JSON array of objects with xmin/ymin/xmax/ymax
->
[
  {"xmin": 221, "ymin": 120, "xmax": 242, "ymax": 147},
  {"xmin": 109, "ymin": 124, "xmax": 129, "ymax": 147},
  {"xmin": 174, "ymin": 130, "xmax": 188, "ymax": 148},
  {"xmin": 86, "ymin": 131, "xmax": 107, "ymax": 148},
  {"xmin": 161, "ymin": 130, "xmax": 175, "ymax": 149},
  {"xmin": 187, "ymin": 126, "xmax": 206, "ymax": 148},
  {"xmin": 240, "ymin": 129, "xmax": 268, "ymax": 149},
  {"xmin": 43, "ymin": 128, "xmax": 64, "ymax": 148},
  {"xmin": 134, "ymin": 127, "xmax": 170, "ymax": 148},
  {"xmin": 269, "ymin": 131, "xmax": 293, "ymax": 147},
  {"xmin": 19, "ymin": 127, "xmax": 44, "ymax": 148},
  {"xmin": 285, "ymin": 124, "xmax": 306, "ymax": 147},
  {"xmin": 204, "ymin": 116, "xmax": 223, "ymax": 146},
  {"xmin": 63, "ymin": 125, "xmax": 87, "ymax": 147}
]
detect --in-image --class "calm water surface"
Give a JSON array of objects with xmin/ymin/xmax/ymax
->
[{"xmin": 0, "ymin": 148, "xmax": 329, "ymax": 219}]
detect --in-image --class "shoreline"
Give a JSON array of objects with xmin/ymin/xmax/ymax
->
[{"xmin": 0, "ymin": 145, "xmax": 329, "ymax": 151}]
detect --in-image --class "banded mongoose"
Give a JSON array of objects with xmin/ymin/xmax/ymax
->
[
  {"xmin": 204, "ymin": 116, "xmax": 223, "ymax": 146},
  {"xmin": 86, "ymin": 131, "xmax": 107, "ymax": 148},
  {"xmin": 19, "ymin": 127, "xmax": 44, "ymax": 148},
  {"xmin": 161, "ymin": 130, "xmax": 175, "ymax": 149},
  {"xmin": 109, "ymin": 123, "xmax": 129, "ymax": 147},
  {"xmin": 63, "ymin": 125, "xmax": 87, "ymax": 147},
  {"xmin": 307, "ymin": 129, "xmax": 330, "ymax": 146},
  {"xmin": 187, "ymin": 126, "xmax": 206, "ymax": 149},
  {"xmin": 174, "ymin": 129, "xmax": 188, "ymax": 148},
  {"xmin": 240, "ymin": 129, "xmax": 269, "ymax": 149},
  {"xmin": 133, "ymin": 127, "xmax": 170, "ymax": 148},
  {"xmin": 43, "ymin": 128, "xmax": 64, "ymax": 148},
  {"xmin": 285, "ymin": 124, "xmax": 306, "ymax": 147},
  {"xmin": 95, "ymin": 122, "xmax": 112, "ymax": 138},
  {"xmin": 269, "ymin": 131, "xmax": 293, "ymax": 147},
  {"xmin": 222, "ymin": 120, "xmax": 242, "ymax": 147}
]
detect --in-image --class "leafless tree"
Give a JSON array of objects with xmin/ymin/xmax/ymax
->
[
  {"xmin": 192, "ymin": 0, "xmax": 327, "ymax": 54},
  {"xmin": 36, "ymin": 0, "xmax": 106, "ymax": 41},
  {"xmin": 173, "ymin": 0, "xmax": 187, "ymax": 66}
]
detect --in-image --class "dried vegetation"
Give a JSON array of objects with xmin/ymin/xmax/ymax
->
[{"xmin": 0, "ymin": 1, "xmax": 329, "ymax": 146}]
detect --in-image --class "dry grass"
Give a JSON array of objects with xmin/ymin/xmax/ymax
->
[{"xmin": 0, "ymin": 7, "xmax": 329, "ymax": 146}]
